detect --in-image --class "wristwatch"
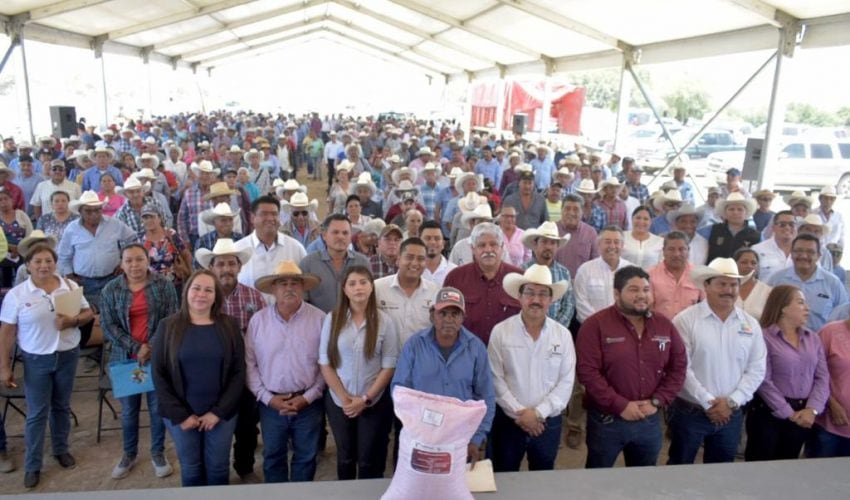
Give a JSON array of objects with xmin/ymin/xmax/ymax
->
[
  {"xmin": 361, "ymin": 395, "xmax": 373, "ymax": 407},
  {"xmin": 728, "ymin": 399, "xmax": 740, "ymax": 410},
  {"xmin": 809, "ymin": 408, "xmax": 819, "ymax": 416},
  {"xmin": 650, "ymin": 397, "xmax": 662, "ymax": 408}
]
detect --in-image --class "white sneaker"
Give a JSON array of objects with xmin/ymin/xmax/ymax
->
[
  {"xmin": 111, "ymin": 454, "xmax": 137, "ymax": 479},
  {"xmin": 151, "ymin": 454, "xmax": 173, "ymax": 478}
]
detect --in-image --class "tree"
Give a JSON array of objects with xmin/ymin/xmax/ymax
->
[
  {"xmin": 785, "ymin": 102, "xmax": 838, "ymax": 127},
  {"xmin": 837, "ymin": 106, "xmax": 850, "ymax": 127},
  {"xmin": 662, "ymin": 83, "xmax": 711, "ymax": 124},
  {"xmin": 567, "ymin": 68, "xmax": 650, "ymax": 111}
]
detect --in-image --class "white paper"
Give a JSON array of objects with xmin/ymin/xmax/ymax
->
[
  {"xmin": 54, "ymin": 287, "xmax": 83, "ymax": 317},
  {"xmin": 465, "ymin": 459, "xmax": 497, "ymax": 492}
]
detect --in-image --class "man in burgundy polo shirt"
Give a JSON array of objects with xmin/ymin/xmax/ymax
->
[
  {"xmin": 444, "ymin": 222, "xmax": 521, "ymax": 345},
  {"xmin": 554, "ymin": 193, "xmax": 599, "ymax": 279},
  {"xmin": 576, "ymin": 266, "xmax": 687, "ymax": 468}
]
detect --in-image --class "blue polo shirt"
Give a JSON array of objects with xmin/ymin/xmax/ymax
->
[
  {"xmin": 392, "ymin": 325, "xmax": 495, "ymax": 446},
  {"xmin": 768, "ymin": 265, "xmax": 849, "ymax": 331}
]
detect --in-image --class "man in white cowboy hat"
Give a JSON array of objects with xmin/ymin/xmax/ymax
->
[
  {"xmin": 162, "ymin": 142, "xmax": 187, "ymax": 197},
  {"xmin": 234, "ymin": 195, "xmax": 307, "ymax": 305},
  {"xmin": 648, "ymin": 189, "xmax": 683, "ymax": 236},
  {"xmin": 223, "ymin": 144, "xmax": 247, "ymax": 173},
  {"xmin": 133, "ymin": 170, "xmax": 173, "ymax": 227},
  {"xmin": 668, "ymin": 257, "xmax": 767, "ymax": 465},
  {"xmin": 408, "ymin": 146, "xmax": 433, "ymax": 178},
  {"xmin": 177, "ymin": 160, "xmax": 220, "ymax": 249},
  {"xmin": 66, "ymin": 149, "xmax": 92, "ymax": 185},
  {"xmin": 245, "ymin": 260, "xmax": 327, "ymax": 483},
  {"xmin": 114, "ymin": 128, "xmax": 135, "ymax": 155},
  {"xmin": 750, "ymin": 209, "xmax": 797, "ymax": 283},
  {"xmin": 195, "ymin": 202, "xmax": 245, "ymax": 257},
  {"xmin": 671, "ymin": 164, "xmax": 696, "ymax": 205},
  {"xmin": 817, "ymin": 185, "xmax": 844, "ymax": 247},
  {"xmin": 574, "ymin": 179, "xmax": 608, "ymax": 233},
  {"xmin": 767, "ymin": 234, "xmax": 848, "ymax": 332},
  {"xmin": 212, "ymin": 124, "xmax": 231, "ymax": 152},
  {"xmin": 115, "ymin": 176, "xmax": 167, "ymax": 238},
  {"xmin": 280, "ymin": 193, "xmax": 320, "ymax": 248},
  {"xmin": 521, "ymin": 221, "xmax": 575, "ymax": 327},
  {"xmin": 530, "ymin": 144, "xmax": 555, "ymax": 192},
  {"xmin": 30, "ymin": 159, "xmax": 81, "ymax": 220},
  {"xmin": 385, "ymin": 179, "xmax": 423, "ymax": 223},
  {"xmin": 391, "ymin": 286, "xmax": 496, "ymax": 467},
  {"xmin": 648, "ymin": 231, "xmax": 704, "ymax": 320},
  {"xmin": 488, "ymin": 264, "xmax": 575, "ymax": 472},
  {"xmin": 502, "ymin": 170, "xmax": 547, "ymax": 231},
  {"xmin": 343, "ymin": 142, "xmax": 370, "ymax": 180},
  {"xmin": 135, "ymin": 155, "xmax": 169, "ymax": 198},
  {"xmin": 197, "ymin": 181, "xmax": 243, "ymax": 238},
  {"xmin": 574, "ymin": 226, "xmax": 634, "ymax": 324},
  {"xmin": 353, "ymin": 172, "xmax": 382, "ymax": 219},
  {"xmin": 577, "ymin": 265, "xmax": 687, "ymax": 468},
  {"xmin": 417, "ymin": 162, "xmax": 442, "ymax": 220},
  {"xmin": 82, "ymin": 146, "xmax": 123, "ymax": 192},
  {"xmin": 595, "ymin": 177, "xmax": 628, "ymax": 230},
  {"xmin": 702, "ymin": 192, "xmax": 761, "ymax": 263},
  {"xmin": 444, "ymin": 222, "xmax": 522, "ymax": 345},
  {"xmin": 243, "ymin": 148, "xmax": 271, "ymax": 196},
  {"xmin": 797, "ymin": 213, "xmax": 838, "ymax": 272},
  {"xmin": 449, "ymin": 203, "xmax": 511, "ymax": 267},
  {"xmin": 696, "ymin": 186, "xmax": 722, "ymax": 228},
  {"xmin": 195, "ymin": 238, "xmax": 265, "ymax": 480},
  {"xmin": 58, "ymin": 190, "xmax": 136, "ymax": 342},
  {"xmin": 667, "ymin": 205, "xmax": 708, "ymax": 265}
]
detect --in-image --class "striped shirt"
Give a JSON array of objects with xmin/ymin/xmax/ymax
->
[
  {"xmin": 223, "ymin": 283, "xmax": 266, "ymax": 334},
  {"xmin": 177, "ymin": 184, "xmax": 213, "ymax": 241}
]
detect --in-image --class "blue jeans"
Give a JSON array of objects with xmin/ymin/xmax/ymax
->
[
  {"xmin": 585, "ymin": 408, "xmax": 662, "ymax": 468},
  {"xmin": 258, "ymin": 399, "xmax": 323, "ymax": 483},
  {"xmin": 80, "ymin": 275, "xmax": 114, "ymax": 312},
  {"xmin": 120, "ymin": 390, "xmax": 166, "ymax": 456},
  {"xmin": 806, "ymin": 424, "xmax": 850, "ymax": 458},
  {"xmin": 491, "ymin": 406, "xmax": 562, "ymax": 472},
  {"xmin": 666, "ymin": 398, "xmax": 744, "ymax": 464},
  {"xmin": 21, "ymin": 347, "xmax": 79, "ymax": 473},
  {"xmin": 164, "ymin": 416, "xmax": 237, "ymax": 486}
]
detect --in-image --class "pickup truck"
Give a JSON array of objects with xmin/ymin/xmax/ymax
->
[{"xmin": 637, "ymin": 129, "xmax": 744, "ymax": 173}]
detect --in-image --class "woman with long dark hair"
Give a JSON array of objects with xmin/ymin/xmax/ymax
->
[
  {"xmin": 745, "ymin": 285, "xmax": 829, "ymax": 461},
  {"xmin": 319, "ymin": 265, "xmax": 398, "ymax": 480},
  {"xmin": 151, "ymin": 269, "xmax": 245, "ymax": 486}
]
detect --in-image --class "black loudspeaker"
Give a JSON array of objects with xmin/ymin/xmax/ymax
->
[
  {"xmin": 50, "ymin": 106, "xmax": 77, "ymax": 138},
  {"xmin": 512, "ymin": 113, "xmax": 527, "ymax": 134}
]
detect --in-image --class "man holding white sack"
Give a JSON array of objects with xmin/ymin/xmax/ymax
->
[{"xmin": 488, "ymin": 265, "xmax": 576, "ymax": 472}]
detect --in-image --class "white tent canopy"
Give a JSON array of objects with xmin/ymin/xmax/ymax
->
[{"xmin": 2, "ymin": 0, "xmax": 849, "ymax": 80}]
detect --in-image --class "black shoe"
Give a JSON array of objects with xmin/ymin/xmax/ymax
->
[
  {"xmin": 24, "ymin": 471, "xmax": 40, "ymax": 489},
  {"xmin": 54, "ymin": 453, "xmax": 76, "ymax": 469}
]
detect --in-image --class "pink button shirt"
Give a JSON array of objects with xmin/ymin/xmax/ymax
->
[
  {"xmin": 817, "ymin": 321, "xmax": 850, "ymax": 438},
  {"xmin": 648, "ymin": 261, "xmax": 704, "ymax": 320}
]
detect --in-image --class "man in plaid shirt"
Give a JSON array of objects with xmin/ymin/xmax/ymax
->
[
  {"xmin": 369, "ymin": 224, "xmax": 402, "ymax": 279},
  {"xmin": 418, "ymin": 163, "xmax": 441, "ymax": 220},
  {"xmin": 196, "ymin": 238, "xmax": 266, "ymax": 481},
  {"xmin": 177, "ymin": 161, "xmax": 218, "ymax": 249}
]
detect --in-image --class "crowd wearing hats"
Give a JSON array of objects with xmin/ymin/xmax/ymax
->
[{"xmin": 1, "ymin": 111, "xmax": 849, "ymax": 492}]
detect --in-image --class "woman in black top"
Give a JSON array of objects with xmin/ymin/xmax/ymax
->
[{"xmin": 152, "ymin": 269, "xmax": 245, "ymax": 487}]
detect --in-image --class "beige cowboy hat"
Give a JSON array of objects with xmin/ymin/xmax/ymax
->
[
  {"xmin": 599, "ymin": 177, "xmax": 622, "ymax": 190},
  {"xmin": 554, "ymin": 167, "xmax": 574, "ymax": 180},
  {"xmin": 166, "ymin": 143, "xmax": 183, "ymax": 159},
  {"xmin": 752, "ymin": 189, "xmax": 776, "ymax": 200},
  {"xmin": 336, "ymin": 160, "xmax": 355, "ymax": 176},
  {"xmin": 191, "ymin": 160, "xmax": 221, "ymax": 176},
  {"xmin": 254, "ymin": 260, "xmax": 321, "ymax": 295},
  {"xmin": 195, "ymin": 238, "xmax": 253, "ymax": 270},
  {"xmin": 275, "ymin": 179, "xmax": 307, "ymax": 198},
  {"xmin": 503, "ymin": 264, "xmax": 569, "ymax": 301},
  {"xmin": 17, "ymin": 230, "xmax": 58, "ymax": 258},
  {"xmin": 666, "ymin": 204, "xmax": 704, "ymax": 227},
  {"xmin": 782, "ymin": 190, "xmax": 814, "ymax": 208},
  {"xmin": 415, "ymin": 146, "xmax": 433, "ymax": 156},
  {"xmin": 690, "ymin": 257, "xmax": 753, "ymax": 289},
  {"xmin": 203, "ymin": 181, "xmax": 238, "ymax": 201},
  {"xmin": 716, "ymin": 192, "xmax": 757, "ymax": 219},
  {"xmin": 575, "ymin": 179, "xmax": 599, "ymax": 195},
  {"xmin": 393, "ymin": 180, "xmax": 419, "ymax": 197},
  {"xmin": 797, "ymin": 213, "xmax": 832, "ymax": 238},
  {"xmin": 391, "ymin": 166, "xmax": 418, "ymax": 186},
  {"xmin": 387, "ymin": 154, "xmax": 402, "ymax": 164},
  {"xmin": 454, "ymin": 171, "xmax": 484, "ymax": 193},
  {"xmin": 461, "ymin": 203, "xmax": 493, "ymax": 225},
  {"xmin": 135, "ymin": 153, "xmax": 160, "ymax": 169},
  {"xmin": 422, "ymin": 161, "xmax": 440, "ymax": 173},
  {"xmin": 819, "ymin": 185, "xmax": 839, "ymax": 198},
  {"xmin": 70, "ymin": 190, "xmax": 107, "ymax": 210},
  {"xmin": 458, "ymin": 192, "xmax": 486, "ymax": 213},
  {"xmin": 243, "ymin": 148, "xmax": 264, "ymax": 163},
  {"xmin": 447, "ymin": 166, "xmax": 464, "ymax": 179},
  {"xmin": 116, "ymin": 175, "xmax": 151, "ymax": 194},
  {"xmin": 227, "ymin": 144, "xmax": 244, "ymax": 155},
  {"xmin": 200, "ymin": 202, "xmax": 240, "ymax": 225},
  {"xmin": 652, "ymin": 189, "xmax": 683, "ymax": 212},
  {"xmin": 521, "ymin": 221, "xmax": 571, "ymax": 249},
  {"xmin": 353, "ymin": 172, "xmax": 377, "ymax": 196},
  {"xmin": 87, "ymin": 146, "xmax": 115, "ymax": 162},
  {"xmin": 280, "ymin": 192, "xmax": 319, "ymax": 213},
  {"xmin": 135, "ymin": 167, "xmax": 158, "ymax": 182}
]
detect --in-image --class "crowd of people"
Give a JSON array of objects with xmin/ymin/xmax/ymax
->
[{"xmin": 0, "ymin": 110, "xmax": 848, "ymax": 491}]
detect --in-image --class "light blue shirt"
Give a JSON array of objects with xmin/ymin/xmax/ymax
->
[
  {"xmin": 531, "ymin": 157, "xmax": 555, "ymax": 191},
  {"xmin": 475, "ymin": 158, "xmax": 502, "ymax": 187},
  {"xmin": 57, "ymin": 216, "xmax": 137, "ymax": 277},
  {"xmin": 768, "ymin": 265, "xmax": 849, "ymax": 332},
  {"xmin": 318, "ymin": 310, "xmax": 399, "ymax": 407},
  {"xmin": 9, "ymin": 158, "xmax": 43, "ymax": 176},
  {"xmin": 82, "ymin": 165, "xmax": 124, "ymax": 192},
  {"xmin": 392, "ymin": 325, "xmax": 495, "ymax": 446},
  {"xmin": 650, "ymin": 214, "xmax": 673, "ymax": 236},
  {"xmin": 828, "ymin": 303, "xmax": 850, "ymax": 323}
]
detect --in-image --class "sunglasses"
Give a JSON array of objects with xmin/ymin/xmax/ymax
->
[{"xmin": 292, "ymin": 210, "xmax": 308, "ymax": 217}]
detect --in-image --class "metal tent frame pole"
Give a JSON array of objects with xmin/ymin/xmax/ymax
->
[
  {"xmin": 17, "ymin": 29, "xmax": 35, "ymax": 143},
  {"xmin": 613, "ymin": 52, "xmax": 633, "ymax": 152},
  {"xmin": 0, "ymin": 39, "xmax": 19, "ymax": 76}
]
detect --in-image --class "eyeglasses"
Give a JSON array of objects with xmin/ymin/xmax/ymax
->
[
  {"xmin": 42, "ymin": 294, "xmax": 55, "ymax": 312},
  {"xmin": 292, "ymin": 211, "xmax": 308, "ymax": 217}
]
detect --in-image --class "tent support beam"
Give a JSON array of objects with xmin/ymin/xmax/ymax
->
[
  {"xmin": 0, "ymin": 37, "xmax": 19, "ymax": 77},
  {"xmin": 612, "ymin": 52, "xmax": 633, "ymax": 153}
]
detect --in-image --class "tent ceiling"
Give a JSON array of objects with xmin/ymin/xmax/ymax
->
[{"xmin": 1, "ymin": 0, "xmax": 849, "ymax": 79}]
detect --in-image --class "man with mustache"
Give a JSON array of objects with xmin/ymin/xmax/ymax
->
[
  {"xmin": 488, "ymin": 265, "xmax": 575, "ymax": 471},
  {"xmin": 553, "ymin": 194, "xmax": 599, "ymax": 280},
  {"xmin": 444, "ymin": 222, "xmax": 522, "ymax": 345},
  {"xmin": 196, "ymin": 238, "xmax": 265, "ymax": 482},
  {"xmin": 767, "ymin": 234, "xmax": 848, "ymax": 332},
  {"xmin": 521, "ymin": 221, "xmax": 575, "ymax": 328},
  {"xmin": 648, "ymin": 231, "xmax": 704, "ymax": 320},
  {"xmin": 668, "ymin": 258, "xmax": 767, "ymax": 464},
  {"xmin": 576, "ymin": 266, "xmax": 686, "ymax": 468}
]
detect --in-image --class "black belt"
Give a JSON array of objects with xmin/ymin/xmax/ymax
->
[
  {"xmin": 271, "ymin": 389, "xmax": 307, "ymax": 401},
  {"xmin": 673, "ymin": 398, "xmax": 707, "ymax": 412}
]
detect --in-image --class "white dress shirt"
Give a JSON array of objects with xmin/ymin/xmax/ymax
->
[
  {"xmin": 375, "ymin": 274, "xmax": 439, "ymax": 345},
  {"xmin": 573, "ymin": 257, "xmax": 634, "ymax": 322},
  {"xmin": 672, "ymin": 301, "xmax": 767, "ymax": 409},
  {"xmin": 488, "ymin": 315, "xmax": 575, "ymax": 419},
  {"xmin": 819, "ymin": 208, "xmax": 845, "ymax": 247},
  {"xmin": 423, "ymin": 255, "xmax": 456, "ymax": 287},
  {"xmin": 751, "ymin": 237, "xmax": 790, "ymax": 284},
  {"xmin": 622, "ymin": 232, "xmax": 663, "ymax": 270},
  {"xmin": 235, "ymin": 231, "xmax": 306, "ymax": 303},
  {"xmin": 688, "ymin": 233, "xmax": 709, "ymax": 266}
]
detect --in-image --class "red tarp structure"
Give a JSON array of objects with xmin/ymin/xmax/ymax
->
[{"xmin": 469, "ymin": 81, "xmax": 586, "ymax": 135}]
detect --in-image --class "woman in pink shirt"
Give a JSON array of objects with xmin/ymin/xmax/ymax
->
[
  {"xmin": 97, "ymin": 173, "xmax": 125, "ymax": 217},
  {"xmin": 808, "ymin": 317, "xmax": 850, "ymax": 457}
]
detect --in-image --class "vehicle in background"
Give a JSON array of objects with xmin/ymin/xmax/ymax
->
[
  {"xmin": 706, "ymin": 140, "xmax": 850, "ymax": 195},
  {"xmin": 637, "ymin": 128, "xmax": 743, "ymax": 174}
]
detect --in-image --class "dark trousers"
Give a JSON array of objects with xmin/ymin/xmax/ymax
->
[
  {"xmin": 232, "ymin": 387, "xmax": 258, "ymax": 475},
  {"xmin": 491, "ymin": 406, "xmax": 562, "ymax": 472},
  {"xmin": 324, "ymin": 391, "xmax": 393, "ymax": 480},
  {"xmin": 326, "ymin": 159, "xmax": 336, "ymax": 189},
  {"xmin": 585, "ymin": 408, "xmax": 662, "ymax": 468},
  {"xmin": 745, "ymin": 396, "xmax": 811, "ymax": 461},
  {"xmin": 806, "ymin": 424, "xmax": 850, "ymax": 458},
  {"xmin": 667, "ymin": 398, "xmax": 744, "ymax": 464}
]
